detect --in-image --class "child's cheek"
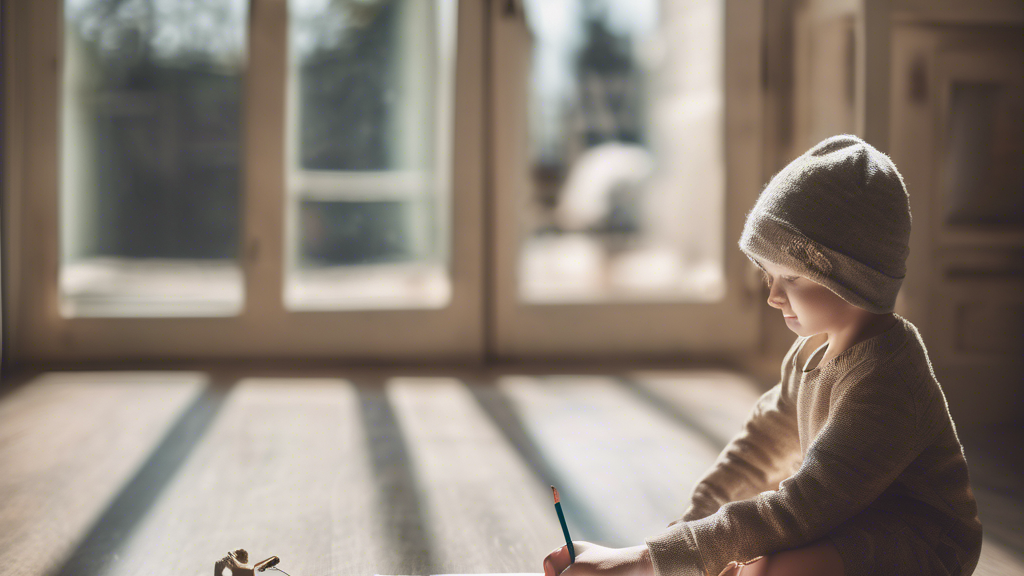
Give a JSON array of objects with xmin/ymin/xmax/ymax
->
[{"xmin": 799, "ymin": 285, "xmax": 842, "ymax": 323}]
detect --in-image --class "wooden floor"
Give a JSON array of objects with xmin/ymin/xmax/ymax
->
[{"xmin": 0, "ymin": 368, "xmax": 1020, "ymax": 576}]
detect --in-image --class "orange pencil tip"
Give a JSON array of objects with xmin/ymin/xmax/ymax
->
[{"xmin": 552, "ymin": 485, "xmax": 560, "ymax": 503}]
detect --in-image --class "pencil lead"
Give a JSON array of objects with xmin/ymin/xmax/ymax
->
[{"xmin": 552, "ymin": 485, "xmax": 560, "ymax": 503}]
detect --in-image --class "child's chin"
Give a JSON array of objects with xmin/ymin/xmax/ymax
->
[{"xmin": 785, "ymin": 322, "xmax": 809, "ymax": 336}]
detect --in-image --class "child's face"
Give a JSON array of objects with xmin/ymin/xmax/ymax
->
[{"xmin": 755, "ymin": 258, "xmax": 859, "ymax": 337}]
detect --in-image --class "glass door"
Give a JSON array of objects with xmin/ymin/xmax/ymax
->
[
  {"xmin": 8, "ymin": 0, "xmax": 763, "ymax": 364},
  {"xmin": 9, "ymin": 0, "xmax": 485, "ymax": 363},
  {"xmin": 490, "ymin": 0, "xmax": 765, "ymax": 359}
]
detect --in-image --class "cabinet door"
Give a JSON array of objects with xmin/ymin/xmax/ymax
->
[{"xmin": 891, "ymin": 23, "xmax": 1024, "ymax": 424}]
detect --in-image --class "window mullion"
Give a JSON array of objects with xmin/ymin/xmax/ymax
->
[{"xmin": 242, "ymin": 0, "xmax": 289, "ymax": 321}]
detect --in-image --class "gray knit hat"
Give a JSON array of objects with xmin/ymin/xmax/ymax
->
[{"xmin": 738, "ymin": 134, "xmax": 912, "ymax": 314}]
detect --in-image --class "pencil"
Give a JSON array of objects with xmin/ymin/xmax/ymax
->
[{"xmin": 551, "ymin": 485, "xmax": 575, "ymax": 563}]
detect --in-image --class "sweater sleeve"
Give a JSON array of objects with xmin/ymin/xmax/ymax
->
[
  {"xmin": 677, "ymin": 339, "xmax": 805, "ymax": 523},
  {"xmin": 645, "ymin": 369, "xmax": 925, "ymax": 576}
]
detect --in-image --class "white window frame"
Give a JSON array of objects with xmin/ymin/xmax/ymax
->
[
  {"xmin": 4, "ymin": 0, "xmax": 767, "ymax": 366},
  {"xmin": 2, "ymin": 0, "xmax": 486, "ymax": 364}
]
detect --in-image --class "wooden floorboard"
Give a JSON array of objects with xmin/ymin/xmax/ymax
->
[
  {"xmin": 96, "ymin": 379, "xmax": 391, "ymax": 576},
  {"xmin": 0, "ymin": 368, "xmax": 1019, "ymax": 576},
  {"xmin": 386, "ymin": 377, "xmax": 565, "ymax": 575},
  {"xmin": 491, "ymin": 374, "xmax": 727, "ymax": 547},
  {"xmin": 0, "ymin": 372, "xmax": 207, "ymax": 576}
]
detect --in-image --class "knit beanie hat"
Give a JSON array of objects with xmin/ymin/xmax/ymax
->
[{"xmin": 738, "ymin": 134, "xmax": 912, "ymax": 314}]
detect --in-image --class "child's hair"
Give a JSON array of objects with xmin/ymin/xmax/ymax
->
[{"xmin": 738, "ymin": 134, "xmax": 912, "ymax": 314}]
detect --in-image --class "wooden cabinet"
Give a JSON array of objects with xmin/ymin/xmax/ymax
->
[{"xmin": 891, "ymin": 20, "xmax": 1023, "ymax": 426}]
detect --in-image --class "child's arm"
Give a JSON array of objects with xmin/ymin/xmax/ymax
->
[
  {"xmin": 678, "ymin": 381, "xmax": 802, "ymax": 523},
  {"xmin": 675, "ymin": 338, "xmax": 805, "ymax": 523},
  {"xmin": 646, "ymin": 369, "xmax": 925, "ymax": 576}
]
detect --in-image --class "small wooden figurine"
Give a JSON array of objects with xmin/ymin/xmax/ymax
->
[{"xmin": 215, "ymin": 549, "xmax": 282, "ymax": 576}]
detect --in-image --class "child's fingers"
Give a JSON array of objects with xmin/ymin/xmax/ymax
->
[
  {"xmin": 542, "ymin": 545, "xmax": 571, "ymax": 576},
  {"xmin": 732, "ymin": 556, "xmax": 770, "ymax": 576},
  {"xmin": 717, "ymin": 561, "xmax": 740, "ymax": 576}
]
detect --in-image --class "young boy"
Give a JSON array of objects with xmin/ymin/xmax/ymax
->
[{"xmin": 542, "ymin": 135, "xmax": 983, "ymax": 576}]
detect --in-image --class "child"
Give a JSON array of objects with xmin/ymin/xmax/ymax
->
[{"xmin": 542, "ymin": 135, "xmax": 983, "ymax": 576}]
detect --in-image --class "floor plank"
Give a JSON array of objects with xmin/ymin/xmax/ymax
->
[
  {"xmin": 0, "ymin": 372, "xmax": 206, "ymax": 576},
  {"xmin": 386, "ymin": 377, "xmax": 564, "ymax": 575},
  {"xmin": 493, "ymin": 374, "xmax": 725, "ymax": 547},
  {"xmin": 91, "ymin": 379, "xmax": 389, "ymax": 576},
  {"xmin": 626, "ymin": 369, "xmax": 766, "ymax": 447}
]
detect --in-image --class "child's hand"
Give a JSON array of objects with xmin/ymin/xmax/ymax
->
[
  {"xmin": 716, "ymin": 557, "xmax": 768, "ymax": 576},
  {"xmin": 542, "ymin": 541, "xmax": 654, "ymax": 576}
]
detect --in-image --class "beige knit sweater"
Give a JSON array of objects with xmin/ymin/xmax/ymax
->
[{"xmin": 646, "ymin": 314, "xmax": 982, "ymax": 576}]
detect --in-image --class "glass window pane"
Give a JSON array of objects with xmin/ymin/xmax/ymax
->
[
  {"xmin": 60, "ymin": 0, "xmax": 248, "ymax": 317},
  {"xmin": 519, "ymin": 0, "xmax": 726, "ymax": 304},
  {"xmin": 285, "ymin": 0, "xmax": 456, "ymax": 311}
]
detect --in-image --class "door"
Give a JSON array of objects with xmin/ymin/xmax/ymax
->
[
  {"xmin": 6, "ymin": 0, "xmax": 486, "ymax": 363},
  {"xmin": 489, "ymin": 0, "xmax": 765, "ymax": 360},
  {"xmin": 6, "ymin": 0, "xmax": 765, "ymax": 365}
]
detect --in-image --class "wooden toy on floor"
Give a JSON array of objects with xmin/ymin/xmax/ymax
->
[{"xmin": 215, "ymin": 549, "xmax": 285, "ymax": 576}]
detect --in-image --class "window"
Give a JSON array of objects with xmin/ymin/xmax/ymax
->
[
  {"xmin": 58, "ymin": 0, "xmax": 457, "ymax": 317},
  {"xmin": 60, "ymin": 0, "xmax": 249, "ymax": 317},
  {"xmin": 518, "ymin": 0, "xmax": 727, "ymax": 303},
  {"xmin": 284, "ymin": 0, "xmax": 456, "ymax": 310},
  {"xmin": 6, "ymin": 0, "xmax": 764, "ymax": 363}
]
